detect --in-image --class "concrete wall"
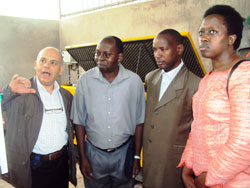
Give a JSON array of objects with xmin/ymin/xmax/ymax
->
[
  {"xmin": 0, "ymin": 16, "xmax": 59, "ymax": 87},
  {"xmin": 59, "ymin": 0, "xmax": 250, "ymax": 75},
  {"xmin": 1, "ymin": 1, "xmax": 249, "ymax": 86}
]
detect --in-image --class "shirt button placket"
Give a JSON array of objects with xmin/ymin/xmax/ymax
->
[{"xmin": 107, "ymin": 85, "xmax": 112, "ymax": 147}]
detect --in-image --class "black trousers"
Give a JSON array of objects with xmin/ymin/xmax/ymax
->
[{"xmin": 30, "ymin": 150, "xmax": 69, "ymax": 188}]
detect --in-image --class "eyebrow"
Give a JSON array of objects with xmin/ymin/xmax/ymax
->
[{"xmin": 41, "ymin": 57, "xmax": 58, "ymax": 61}]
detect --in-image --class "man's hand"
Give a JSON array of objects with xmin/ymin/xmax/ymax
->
[
  {"xmin": 79, "ymin": 155, "xmax": 93, "ymax": 180},
  {"xmin": 10, "ymin": 74, "xmax": 36, "ymax": 94},
  {"xmin": 132, "ymin": 158, "xmax": 140, "ymax": 178},
  {"xmin": 194, "ymin": 172, "xmax": 209, "ymax": 188},
  {"xmin": 182, "ymin": 165, "xmax": 196, "ymax": 188},
  {"xmin": 133, "ymin": 123, "xmax": 143, "ymax": 178}
]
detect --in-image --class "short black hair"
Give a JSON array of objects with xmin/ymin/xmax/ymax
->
[
  {"xmin": 158, "ymin": 29, "xmax": 184, "ymax": 44},
  {"xmin": 204, "ymin": 5, "xmax": 243, "ymax": 49},
  {"xmin": 102, "ymin": 36, "xmax": 123, "ymax": 53}
]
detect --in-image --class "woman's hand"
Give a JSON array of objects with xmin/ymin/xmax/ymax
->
[
  {"xmin": 182, "ymin": 165, "xmax": 196, "ymax": 188},
  {"xmin": 194, "ymin": 172, "xmax": 209, "ymax": 188}
]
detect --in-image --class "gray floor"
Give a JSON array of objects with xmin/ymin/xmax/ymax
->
[
  {"xmin": 0, "ymin": 178, "xmax": 14, "ymax": 188},
  {"xmin": 0, "ymin": 164, "xmax": 143, "ymax": 188}
]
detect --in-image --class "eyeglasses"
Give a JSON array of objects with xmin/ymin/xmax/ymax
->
[
  {"xmin": 45, "ymin": 107, "xmax": 63, "ymax": 114},
  {"xmin": 95, "ymin": 51, "xmax": 115, "ymax": 59},
  {"xmin": 44, "ymin": 92, "xmax": 64, "ymax": 114}
]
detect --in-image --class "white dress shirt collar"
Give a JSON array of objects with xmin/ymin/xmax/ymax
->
[{"xmin": 159, "ymin": 60, "xmax": 184, "ymax": 101}]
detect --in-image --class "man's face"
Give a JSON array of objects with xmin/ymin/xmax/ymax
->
[
  {"xmin": 95, "ymin": 39, "xmax": 121, "ymax": 74},
  {"xmin": 34, "ymin": 48, "xmax": 63, "ymax": 87},
  {"xmin": 198, "ymin": 14, "xmax": 232, "ymax": 59},
  {"xmin": 153, "ymin": 34, "xmax": 182, "ymax": 72}
]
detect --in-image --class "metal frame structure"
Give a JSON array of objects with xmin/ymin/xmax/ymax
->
[{"xmin": 65, "ymin": 32, "xmax": 206, "ymax": 84}]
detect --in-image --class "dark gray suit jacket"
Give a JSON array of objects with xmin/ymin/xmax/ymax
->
[{"xmin": 2, "ymin": 77, "xmax": 77, "ymax": 188}]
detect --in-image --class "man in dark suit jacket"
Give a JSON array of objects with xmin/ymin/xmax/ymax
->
[
  {"xmin": 2, "ymin": 47, "xmax": 77, "ymax": 188},
  {"xmin": 143, "ymin": 29, "xmax": 200, "ymax": 188}
]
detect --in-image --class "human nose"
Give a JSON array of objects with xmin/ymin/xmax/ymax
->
[
  {"xmin": 99, "ymin": 53, "xmax": 106, "ymax": 60},
  {"xmin": 154, "ymin": 49, "xmax": 161, "ymax": 58},
  {"xmin": 44, "ymin": 61, "xmax": 49, "ymax": 66},
  {"xmin": 199, "ymin": 32, "xmax": 209, "ymax": 42}
]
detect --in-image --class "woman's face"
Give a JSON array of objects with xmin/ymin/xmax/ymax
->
[{"xmin": 198, "ymin": 14, "xmax": 232, "ymax": 59}]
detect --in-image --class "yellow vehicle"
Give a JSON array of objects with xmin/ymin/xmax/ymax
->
[{"xmin": 62, "ymin": 33, "xmax": 206, "ymax": 166}]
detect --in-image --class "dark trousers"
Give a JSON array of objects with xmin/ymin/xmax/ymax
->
[
  {"xmin": 30, "ymin": 150, "xmax": 69, "ymax": 188},
  {"xmin": 84, "ymin": 139, "xmax": 134, "ymax": 188}
]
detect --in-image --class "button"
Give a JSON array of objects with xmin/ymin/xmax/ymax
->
[
  {"xmin": 107, "ymin": 126, "xmax": 111, "ymax": 129},
  {"xmin": 108, "ymin": 139, "xmax": 112, "ymax": 142},
  {"xmin": 108, "ymin": 112, "xmax": 111, "ymax": 115},
  {"xmin": 148, "ymin": 139, "xmax": 152, "ymax": 143},
  {"xmin": 154, "ymin": 111, "xmax": 159, "ymax": 115},
  {"xmin": 108, "ymin": 98, "xmax": 111, "ymax": 101},
  {"xmin": 151, "ymin": 125, "xmax": 155, "ymax": 129}
]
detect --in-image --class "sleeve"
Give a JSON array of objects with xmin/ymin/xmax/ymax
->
[
  {"xmin": 70, "ymin": 76, "xmax": 87, "ymax": 126},
  {"xmin": 177, "ymin": 132, "xmax": 193, "ymax": 168},
  {"xmin": 1, "ymin": 85, "xmax": 19, "ymax": 111},
  {"xmin": 136, "ymin": 77, "xmax": 146, "ymax": 125},
  {"xmin": 206, "ymin": 62, "xmax": 250, "ymax": 186}
]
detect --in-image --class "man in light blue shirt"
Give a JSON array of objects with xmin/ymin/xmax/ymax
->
[{"xmin": 71, "ymin": 36, "xmax": 145, "ymax": 188}]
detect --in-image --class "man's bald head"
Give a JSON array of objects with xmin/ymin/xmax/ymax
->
[{"xmin": 37, "ymin": 47, "xmax": 62, "ymax": 66}]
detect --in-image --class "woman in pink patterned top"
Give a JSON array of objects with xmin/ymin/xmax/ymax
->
[{"xmin": 178, "ymin": 5, "xmax": 250, "ymax": 188}]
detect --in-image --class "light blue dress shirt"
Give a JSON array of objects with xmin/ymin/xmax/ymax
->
[
  {"xmin": 33, "ymin": 78, "xmax": 68, "ymax": 154},
  {"xmin": 71, "ymin": 64, "xmax": 145, "ymax": 149}
]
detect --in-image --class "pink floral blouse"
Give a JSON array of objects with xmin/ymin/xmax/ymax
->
[{"xmin": 178, "ymin": 61, "xmax": 250, "ymax": 188}]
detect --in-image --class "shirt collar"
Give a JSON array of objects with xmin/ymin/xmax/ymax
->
[
  {"xmin": 161, "ymin": 59, "xmax": 184, "ymax": 78},
  {"xmin": 92, "ymin": 63, "xmax": 130, "ymax": 83},
  {"xmin": 36, "ymin": 76, "xmax": 60, "ymax": 94}
]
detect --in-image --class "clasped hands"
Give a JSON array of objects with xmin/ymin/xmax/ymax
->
[{"xmin": 183, "ymin": 165, "xmax": 209, "ymax": 188}]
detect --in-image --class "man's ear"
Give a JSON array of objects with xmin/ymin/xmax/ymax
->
[
  {"xmin": 229, "ymin": 34, "xmax": 237, "ymax": 46},
  {"xmin": 59, "ymin": 65, "xmax": 64, "ymax": 75},
  {"xmin": 118, "ymin": 53, "xmax": 123, "ymax": 63},
  {"xmin": 34, "ymin": 61, "xmax": 37, "ymax": 70},
  {"xmin": 177, "ymin": 44, "xmax": 184, "ymax": 55}
]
